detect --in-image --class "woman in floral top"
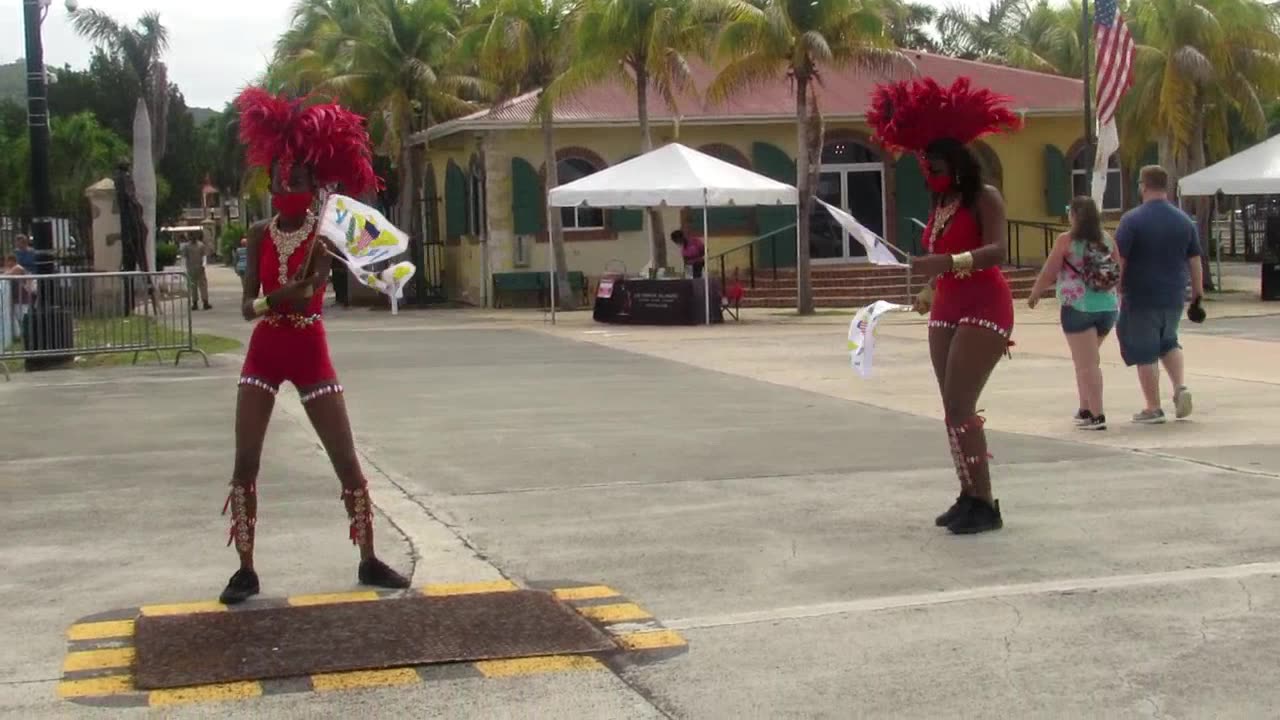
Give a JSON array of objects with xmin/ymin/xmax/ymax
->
[{"xmin": 1028, "ymin": 196, "xmax": 1120, "ymax": 430}]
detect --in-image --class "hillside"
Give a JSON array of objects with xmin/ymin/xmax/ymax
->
[{"xmin": 1, "ymin": 59, "xmax": 216, "ymax": 125}]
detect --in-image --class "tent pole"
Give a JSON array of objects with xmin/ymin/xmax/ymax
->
[
  {"xmin": 703, "ymin": 192, "xmax": 711, "ymax": 326},
  {"xmin": 546, "ymin": 204, "xmax": 557, "ymax": 325}
]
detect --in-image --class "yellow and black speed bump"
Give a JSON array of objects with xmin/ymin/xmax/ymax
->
[{"xmin": 59, "ymin": 580, "xmax": 687, "ymax": 708}]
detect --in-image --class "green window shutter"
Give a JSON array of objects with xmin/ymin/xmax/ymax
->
[
  {"xmin": 1043, "ymin": 145, "xmax": 1069, "ymax": 216},
  {"xmin": 510, "ymin": 157, "xmax": 545, "ymax": 234},
  {"xmin": 610, "ymin": 207, "xmax": 643, "ymax": 231},
  {"xmin": 1140, "ymin": 143, "xmax": 1159, "ymax": 168},
  {"xmin": 750, "ymin": 142, "xmax": 797, "ymax": 268},
  {"xmin": 894, "ymin": 154, "xmax": 929, "ymax": 256},
  {"xmin": 446, "ymin": 161, "xmax": 467, "ymax": 240}
]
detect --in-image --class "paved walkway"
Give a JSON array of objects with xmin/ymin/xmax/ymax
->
[{"xmin": 3, "ymin": 266, "xmax": 1280, "ymax": 718}]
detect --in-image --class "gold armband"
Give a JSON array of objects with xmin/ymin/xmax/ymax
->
[
  {"xmin": 252, "ymin": 297, "xmax": 270, "ymax": 316},
  {"xmin": 950, "ymin": 251, "xmax": 974, "ymax": 277}
]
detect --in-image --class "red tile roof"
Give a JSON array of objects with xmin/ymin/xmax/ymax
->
[{"xmin": 427, "ymin": 51, "xmax": 1083, "ymax": 140}]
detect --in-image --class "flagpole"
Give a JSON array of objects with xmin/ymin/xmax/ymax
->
[{"xmin": 1082, "ymin": 0, "xmax": 1094, "ymax": 196}]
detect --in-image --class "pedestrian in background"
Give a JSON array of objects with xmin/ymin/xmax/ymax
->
[
  {"xmin": 1028, "ymin": 196, "xmax": 1120, "ymax": 430},
  {"xmin": 1115, "ymin": 166, "xmax": 1203, "ymax": 424},
  {"xmin": 181, "ymin": 235, "xmax": 213, "ymax": 311}
]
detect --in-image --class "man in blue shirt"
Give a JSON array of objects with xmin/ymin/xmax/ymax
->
[{"xmin": 1115, "ymin": 165, "xmax": 1203, "ymax": 424}]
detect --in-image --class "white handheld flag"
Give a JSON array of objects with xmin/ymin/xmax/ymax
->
[
  {"xmin": 320, "ymin": 194, "xmax": 410, "ymax": 268},
  {"xmin": 818, "ymin": 199, "xmax": 906, "ymax": 267},
  {"xmin": 318, "ymin": 194, "xmax": 416, "ymax": 313},
  {"xmin": 848, "ymin": 300, "xmax": 911, "ymax": 378}
]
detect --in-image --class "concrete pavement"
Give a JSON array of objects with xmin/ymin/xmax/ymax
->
[{"xmin": 3, "ymin": 265, "xmax": 1280, "ymax": 718}]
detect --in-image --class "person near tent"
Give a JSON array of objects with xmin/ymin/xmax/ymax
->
[
  {"xmin": 867, "ymin": 77, "xmax": 1022, "ymax": 534},
  {"xmin": 219, "ymin": 87, "xmax": 410, "ymax": 605},
  {"xmin": 670, "ymin": 229, "xmax": 705, "ymax": 279}
]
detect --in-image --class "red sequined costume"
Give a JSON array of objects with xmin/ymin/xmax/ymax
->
[
  {"xmin": 238, "ymin": 232, "xmax": 338, "ymax": 401},
  {"xmin": 922, "ymin": 203, "xmax": 1015, "ymax": 339},
  {"xmin": 868, "ymin": 77, "xmax": 1021, "ymax": 504},
  {"xmin": 224, "ymin": 87, "xmax": 382, "ymax": 559}
]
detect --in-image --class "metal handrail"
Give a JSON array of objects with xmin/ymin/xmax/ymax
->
[{"xmin": 709, "ymin": 223, "xmax": 797, "ymax": 292}]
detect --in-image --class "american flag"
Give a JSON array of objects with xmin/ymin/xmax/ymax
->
[{"xmin": 1094, "ymin": 0, "xmax": 1135, "ymax": 126}]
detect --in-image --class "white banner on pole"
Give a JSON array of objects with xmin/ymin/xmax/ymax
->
[{"xmin": 1091, "ymin": 120, "xmax": 1120, "ymax": 210}]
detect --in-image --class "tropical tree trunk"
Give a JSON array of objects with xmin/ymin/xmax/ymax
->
[
  {"xmin": 635, "ymin": 64, "xmax": 668, "ymax": 274},
  {"xmin": 1189, "ymin": 112, "xmax": 1215, "ymax": 290},
  {"xmin": 133, "ymin": 99, "xmax": 157, "ymax": 272},
  {"xmin": 794, "ymin": 76, "xmax": 814, "ymax": 315},
  {"xmin": 542, "ymin": 108, "xmax": 575, "ymax": 308}
]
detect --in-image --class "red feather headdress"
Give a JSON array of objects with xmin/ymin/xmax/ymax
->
[
  {"xmin": 235, "ymin": 87, "xmax": 381, "ymax": 196},
  {"xmin": 866, "ymin": 77, "xmax": 1022, "ymax": 154}
]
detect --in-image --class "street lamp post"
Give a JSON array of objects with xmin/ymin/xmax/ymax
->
[
  {"xmin": 23, "ymin": 0, "xmax": 54, "ymax": 275},
  {"xmin": 23, "ymin": 0, "xmax": 75, "ymax": 369}
]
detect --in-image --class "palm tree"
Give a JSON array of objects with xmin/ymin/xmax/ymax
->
[
  {"xmin": 276, "ymin": 0, "xmax": 481, "ymax": 300},
  {"xmin": 1119, "ymin": 0, "xmax": 1280, "ymax": 289},
  {"xmin": 934, "ymin": 0, "xmax": 1028, "ymax": 62},
  {"xmin": 883, "ymin": 0, "xmax": 939, "ymax": 52},
  {"xmin": 463, "ymin": 0, "xmax": 579, "ymax": 307},
  {"xmin": 561, "ymin": 0, "xmax": 732, "ymax": 273},
  {"xmin": 708, "ymin": 0, "xmax": 906, "ymax": 315},
  {"xmin": 70, "ymin": 9, "xmax": 169, "ymax": 271}
]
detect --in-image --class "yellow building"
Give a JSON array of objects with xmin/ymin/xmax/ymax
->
[{"xmin": 414, "ymin": 51, "xmax": 1140, "ymax": 307}]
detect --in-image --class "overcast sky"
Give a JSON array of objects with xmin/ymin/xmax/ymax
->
[{"xmin": 4, "ymin": 0, "xmax": 980, "ymax": 110}]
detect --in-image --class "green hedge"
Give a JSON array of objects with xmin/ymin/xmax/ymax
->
[{"xmin": 156, "ymin": 242, "xmax": 178, "ymax": 268}]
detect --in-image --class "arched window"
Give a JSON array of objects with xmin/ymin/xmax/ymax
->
[
  {"xmin": 972, "ymin": 141, "xmax": 1004, "ymax": 191},
  {"xmin": 556, "ymin": 156, "xmax": 605, "ymax": 230},
  {"xmin": 1071, "ymin": 148, "xmax": 1122, "ymax": 211},
  {"xmin": 814, "ymin": 135, "xmax": 885, "ymax": 261}
]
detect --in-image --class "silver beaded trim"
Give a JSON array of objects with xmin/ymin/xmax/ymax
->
[
  {"xmin": 958, "ymin": 316, "xmax": 1012, "ymax": 338},
  {"xmin": 238, "ymin": 376, "xmax": 279, "ymax": 395},
  {"xmin": 928, "ymin": 320, "xmax": 957, "ymax": 330},
  {"xmin": 264, "ymin": 313, "xmax": 322, "ymax": 329},
  {"xmin": 299, "ymin": 383, "xmax": 343, "ymax": 404}
]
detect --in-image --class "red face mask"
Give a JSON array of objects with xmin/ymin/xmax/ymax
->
[
  {"xmin": 272, "ymin": 191, "xmax": 314, "ymax": 217},
  {"xmin": 925, "ymin": 174, "xmax": 953, "ymax": 193}
]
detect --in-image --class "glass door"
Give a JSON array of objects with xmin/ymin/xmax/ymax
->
[
  {"xmin": 810, "ymin": 171, "xmax": 844, "ymax": 261},
  {"xmin": 810, "ymin": 164, "xmax": 886, "ymax": 263}
]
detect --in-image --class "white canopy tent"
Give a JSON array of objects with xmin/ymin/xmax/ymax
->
[
  {"xmin": 1179, "ymin": 134, "xmax": 1280, "ymax": 196},
  {"xmin": 546, "ymin": 143, "xmax": 798, "ymax": 324}
]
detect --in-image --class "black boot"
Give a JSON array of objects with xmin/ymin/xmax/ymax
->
[
  {"xmin": 935, "ymin": 495, "xmax": 971, "ymax": 527},
  {"xmin": 219, "ymin": 568, "xmax": 260, "ymax": 605},
  {"xmin": 358, "ymin": 558, "xmax": 411, "ymax": 589},
  {"xmin": 948, "ymin": 498, "xmax": 1003, "ymax": 535}
]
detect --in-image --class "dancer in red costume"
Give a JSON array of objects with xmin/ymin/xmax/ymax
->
[
  {"xmin": 868, "ymin": 77, "xmax": 1022, "ymax": 534},
  {"xmin": 220, "ymin": 88, "xmax": 410, "ymax": 604}
]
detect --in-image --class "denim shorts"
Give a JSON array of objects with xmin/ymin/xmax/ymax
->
[
  {"xmin": 1117, "ymin": 306, "xmax": 1182, "ymax": 366},
  {"xmin": 1061, "ymin": 306, "xmax": 1118, "ymax": 336}
]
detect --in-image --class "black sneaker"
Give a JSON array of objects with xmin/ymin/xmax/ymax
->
[
  {"xmin": 935, "ymin": 495, "xmax": 970, "ymax": 527},
  {"xmin": 1073, "ymin": 409, "xmax": 1092, "ymax": 424},
  {"xmin": 358, "ymin": 558, "xmax": 411, "ymax": 589},
  {"xmin": 218, "ymin": 568, "xmax": 260, "ymax": 605},
  {"xmin": 948, "ymin": 498, "xmax": 1003, "ymax": 535},
  {"xmin": 1077, "ymin": 414, "xmax": 1107, "ymax": 431}
]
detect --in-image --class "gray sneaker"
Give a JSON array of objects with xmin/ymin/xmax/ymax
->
[
  {"xmin": 1132, "ymin": 408, "xmax": 1167, "ymax": 424},
  {"xmin": 1173, "ymin": 386, "xmax": 1193, "ymax": 419}
]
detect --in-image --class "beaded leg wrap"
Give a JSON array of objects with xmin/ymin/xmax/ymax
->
[
  {"xmin": 222, "ymin": 482, "xmax": 257, "ymax": 554},
  {"xmin": 946, "ymin": 415, "xmax": 992, "ymax": 492},
  {"xmin": 300, "ymin": 383, "xmax": 343, "ymax": 405},
  {"xmin": 342, "ymin": 484, "xmax": 373, "ymax": 547},
  {"xmin": 238, "ymin": 376, "xmax": 279, "ymax": 396}
]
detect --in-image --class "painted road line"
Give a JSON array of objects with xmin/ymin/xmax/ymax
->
[
  {"xmin": 617, "ymin": 629, "xmax": 687, "ymax": 651},
  {"xmin": 140, "ymin": 600, "xmax": 226, "ymax": 617},
  {"xmin": 288, "ymin": 591, "xmax": 380, "ymax": 607},
  {"xmin": 577, "ymin": 603, "xmax": 653, "ymax": 624},
  {"xmin": 553, "ymin": 585, "xmax": 620, "ymax": 602},
  {"xmin": 474, "ymin": 655, "xmax": 606, "ymax": 678},
  {"xmin": 148, "ymin": 681, "xmax": 263, "ymax": 707},
  {"xmin": 67, "ymin": 619, "xmax": 135, "ymax": 641},
  {"xmin": 422, "ymin": 579, "xmax": 519, "ymax": 596},
  {"xmin": 311, "ymin": 668, "xmax": 420, "ymax": 692},
  {"xmin": 63, "ymin": 647, "xmax": 135, "ymax": 673},
  {"xmin": 57, "ymin": 675, "xmax": 134, "ymax": 698}
]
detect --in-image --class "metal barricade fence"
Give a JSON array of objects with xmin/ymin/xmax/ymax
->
[{"xmin": 0, "ymin": 270, "xmax": 209, "ymax": 380}]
